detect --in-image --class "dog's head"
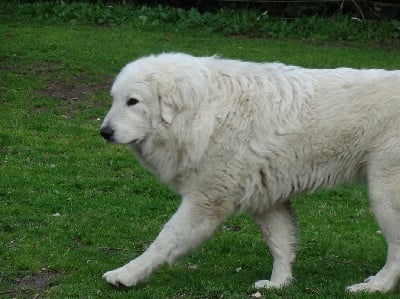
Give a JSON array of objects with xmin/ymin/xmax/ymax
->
[
  {"xmin": 100, "ymin": 53, "xmax": 209, "ymax": 145},
  {"xmin": 100, "ymin": 54, "xmax": 181, "ymax": 145},
  {"xmin": 100, "ymin": 53, "xmax": 217, "ymax": 177},
  {"xmin": 100, "ymin": 61, "xmax": 157, "ymax": 144}
]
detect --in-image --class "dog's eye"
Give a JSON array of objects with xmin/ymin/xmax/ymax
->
[{"xmin": 127, "ymin": 98, "xmax": 139, "ymax": 106}]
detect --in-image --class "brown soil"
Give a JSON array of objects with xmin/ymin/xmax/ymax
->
[
  {"xmin": 15, "ymin": 268, "xmax": 61, "ymax": 291},
  {"xmin": 30, "ymin": 62, "xmax": 114, "ymax": 101},
  {"xmin": 1, "ymin": 268, "xmax": 63, "ymax": 298},
  {"xmin": 3, "ymin": 60, "xmax": 113, "ymax": 106},
  {"xmin": 34, "ymin": 76, "xmax": 110, "ymax": 101}
]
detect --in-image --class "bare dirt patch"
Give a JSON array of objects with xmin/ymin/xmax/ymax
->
[
  {"xmin": 1, "ymin": 268, "xmax": 63, "ymax": 298},
  {"xmin": 35, "ymin": 76, "xmax": 110, "ymax": 101},
  {"xmin": 31, "ymin": 61, "xmax": 114, "ymax": 102},
  {"xmin": 4, "ymin": 60, "xmax": 113, "ymax": 102},
  {"xmin": 23, "ymin": 61, "xmax": 114, "ymax": 116}
]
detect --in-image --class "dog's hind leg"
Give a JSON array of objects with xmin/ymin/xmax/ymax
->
[
  {"xmin": 347, "ymin": 163, "xmax": 400, "ymax": 293},
  {"xmin": 103, "ymin": 192, "xmax": 233, "ymax": 287},
  {"xmin": 252, "ymin": 202, "xmax": 297, "ymax": 289}
]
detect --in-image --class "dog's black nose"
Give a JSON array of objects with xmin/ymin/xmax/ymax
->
[{"xmin": 100, "ymin": 126, "xmax": 114, "ymax": 141}]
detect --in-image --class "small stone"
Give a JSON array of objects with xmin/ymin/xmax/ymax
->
[
  {"xmin": 251, "ymin": 291, "xmax": 263, "ymax": 298},
  {"xmin": 188, "ymin": 264, "xmax": 198, "ymax": 271}
]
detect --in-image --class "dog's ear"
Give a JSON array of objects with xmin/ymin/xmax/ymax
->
[
  {"xmin": 159, "ymin": 93, "xmax": 177, "ymax": 125},
  {"xmin": 150, "ymin": 73, "xmax": 181, "ymax": 125},
  {"xmin": 150, "ymin": 70, "xmax": 215, "ymax": 164}
]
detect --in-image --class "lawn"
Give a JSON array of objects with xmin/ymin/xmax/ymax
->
[{"xmin": 1, "ymin": 15, "xmax": 400, "ymax": 299}]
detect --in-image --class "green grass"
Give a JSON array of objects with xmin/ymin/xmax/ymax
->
[{"xmin": 1, "ymin": 9, "xmax": 400, "ymax": 299}]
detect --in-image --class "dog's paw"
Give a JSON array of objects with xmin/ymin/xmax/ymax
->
[
  {"xmin": 254, "ymin": 279, "xmax": 287, "ymax": 290},
  {"xmin": 346, "ymin": 283, "xmax": 372, "ymax": 293},
  {"xmin": 346, "ymin": 276, "xmax": 396, "ymax": 293},
  {"xmin": 103, "ymin": 267, "xmax": 138, "ymax": 287}
]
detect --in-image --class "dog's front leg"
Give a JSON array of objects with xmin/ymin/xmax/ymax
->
[
  {"xmin": 103, "ymin": 193, "xmax": 233, "ymax": 287},
  {"xmin": 252, "ymin": 202, "xmax": 297, "ymax": 289}
]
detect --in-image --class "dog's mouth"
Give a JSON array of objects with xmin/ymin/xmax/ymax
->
[
  {"xmin": 130, "ymin": 138, "xmax": 143, "ymax": 145},
  {"xmin": 130, "ymin": 132, "xmax": 150, "ymax": 146}
]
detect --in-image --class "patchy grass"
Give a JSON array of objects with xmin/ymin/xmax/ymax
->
[{"xmin": 1, "ymin": 17, "xmax": 400, "ymax": 299}]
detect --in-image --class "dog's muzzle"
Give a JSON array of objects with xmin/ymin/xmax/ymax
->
[{"xmin": 100, "ymin": 126, "xmax": 114, "ymax": 141}]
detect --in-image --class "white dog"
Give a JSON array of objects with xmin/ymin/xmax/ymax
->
[{"xmin": 100, "ymin": 53, "xmax": 400, "ymax": 293}]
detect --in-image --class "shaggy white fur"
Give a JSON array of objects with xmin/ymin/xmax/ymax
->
[{"xmin": 100, "ymin": 53, "xmax": 400, "ymax": 293}]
